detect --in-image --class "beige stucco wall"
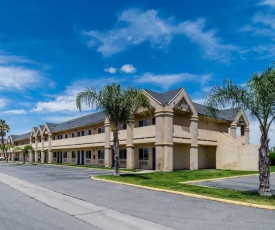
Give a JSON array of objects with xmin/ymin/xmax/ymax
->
[
  {"xmin": 173, "ymin": 113, "xmax": 191, "ymax": 127},
  {"xmin": 198, "ymin": 146, "xmax": 216, "ymax": 169},
  {"xmin": 216, "ymin": 133, "xmax": 258, "ymax": 171},
  {"xmin": 198, "ymin": 117, "xmax": 228, "ymax": 132},
  {"xmin": 173, "ymin": 144, "xmax": 190, "ymax": 169}
]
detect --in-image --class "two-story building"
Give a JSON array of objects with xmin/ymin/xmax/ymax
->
[{"xmin": 8, "ymin": 87, "xmax": 259, "ymax": 171}]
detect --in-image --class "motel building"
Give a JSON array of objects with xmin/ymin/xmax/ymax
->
[{"xmin": 6, "ymin": 88, "xmax": 259, "ymax": 171}]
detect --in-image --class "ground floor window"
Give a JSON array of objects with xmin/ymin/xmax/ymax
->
[
  {"xmin": 139, "ymin": 148, "xmax": 149, "ymax": 160},
  {"xmin": 53, "ymin": 152, "xmax": 57, "ymax": 158},
  {"xmin": 119, "ymin": 149, "xmax": 126, "ymax": 159},
  {"xmin": 72, "ymin": 151, "xmax": 76, "ymax": 159},
  {"xmin": 86, "ymin": 150, "xmax": 91, "ymax": 159},
  {"xmin": 63, "ymin": 151, "xmax": 67, "ymax": 158},
  {"xmin": 98, "ymin": 150, "xmax": 104, "ymax": 159}
]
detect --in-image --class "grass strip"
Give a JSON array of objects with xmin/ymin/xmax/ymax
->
[{"xmin": 97, "ymin": 169, "xmax": 275, "ymax": 207}]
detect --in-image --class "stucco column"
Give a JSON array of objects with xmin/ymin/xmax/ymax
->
[
  {"xmin": 104, "ymin": 118, "xmax": 112, "ymax": 167},
  {"xmin": 244, "ymin": 127, "xmax": 249, "ymax": 144},
  {"xmin": 163, "ymin": 111, "xmax": 174, "ymax": 172},
  {"xmin": 230, "ymin": 124, "xmax": 237, "ymax": 139},
  {"xmin": 29, "ymin": 138, "xmax": 33, "ymax": 162},
  {"xmin": 155, "ymin": 111, "xmax": 164, "ymax": 171},
  {"xmin": 41, "ymin": 136, "xmax": 45, "ymax": 163},
  {"xmin": 34, "ymin": 137, "xmax": 38, "ymax": 163},
  {"xmin": 190, "ymin": 116, "xmax": 198, "ymax": 170},
  {"xmin": 48, "ymin": 134, "xmax": 53, "ymax": 163},
  {"xmin": 126, "ymin": 121, "xmax": 134, "ymax": 169}
]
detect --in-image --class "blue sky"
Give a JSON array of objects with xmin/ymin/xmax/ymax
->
[{"xmin": 0, "ymin": 0, "xmax": 274, "ymax": 145}]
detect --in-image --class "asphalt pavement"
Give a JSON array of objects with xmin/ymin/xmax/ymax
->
[{"xmin": 0, "ymin": 163, "xmax": 274, "ymax": 230}]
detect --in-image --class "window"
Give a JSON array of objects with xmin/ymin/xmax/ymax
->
[
  {"xmin": 138, "ymin": 119, "xmax": 149, "ymax": 127},
  {"xmin": 118, "ymin": 124, "xmax": 127, "ymax": 130},
  {"xmin": 65, "ymin": 134, "xmax": 67, "ymax": 139},
  {"xmin": 98, "ymin": 127, "xmax": 105, "ymax": 133},
  {"xmin": 72, "ymin": 151, "xmax": 76, "ymax": 159},
  {"xmin": 53, "ymin": 152, "xmax": 57, "ymax": 158},
  {"xmin": 77, "ymin": 132, "xmax": 80, "ymax": 137},
  {"xmin": 72, "ymin": 133, "xmax": 75, "ymax": 138},
  {"xmin": 63, "ymin": 151, "xmax": 67, "ymax": 158},
  {"xmin": 57, "ymin": 136, "xmax": 59, "ymax": 140},
  {"xmin": 152, "ymin": 118, "xmax": 156, "ymax": 125},
  {"xmin": 139, "ymin": 148, "xmax": 149, "ymax": 160},
  {"xmin": 60, "ymin": 135, "xmax": 62, "ymax": 139},
  {"xmin": 81, "ymin": 131, "xmax": 85, "ymax": 136},
  {"xmin": 45, "ymin": 138, "xmax": 48, "ymax": 142},
  {"xmin": 98, "ymin": 150, "xmax": 104, "ymax": 159},
  {"xmin": 86, "ymin": 150, "xmax": 91, "ymax": 159},
  {"xmin": 88, "ymin": 130, "xmax": 92, "ymax": 135},
  {"xmin": 119, "ymin": 149, "xmax": 127, "ymax": 159}
]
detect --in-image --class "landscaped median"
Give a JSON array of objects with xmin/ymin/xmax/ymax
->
[{"xmin": 93, "ymin": 167, "xmax": 275, "ymax": 209}]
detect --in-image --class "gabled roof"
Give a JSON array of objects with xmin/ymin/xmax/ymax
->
[
  {"xmin": 52, "ymin": 111, "xmax": 106, "ymax": 133},
  {"xmin": 143, "ymin": 88, "xmax": 182, "ymax": 105},
  {"xmin": 13, "ymin": 132, "xmax": 31, "ymax": 142},
  {"xmin": 10, "ymin": 135, "xmax": 19, "ymax": 141},
  {"xmin": 45, "ymin": 123, "xmax": 58, "ymax": 132},
  {"xmin": 193, "ymin": 102, "xmax": 240, "ymax": 122}
]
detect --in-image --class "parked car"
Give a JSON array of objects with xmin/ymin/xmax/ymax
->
[{"xmin": 0, "ymin": 157, "xmax": 5, "ymax": 161}]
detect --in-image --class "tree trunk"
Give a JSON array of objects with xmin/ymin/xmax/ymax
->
[
  {"xmin": 258, "ymin": 128, "xmax": 271, "ymax": 196},
  {"xmin": 113, "ymin": 129, "xmax": 120, "ymax": 176},
  {"xmin": 23, "ymin": 153, "xmax": 25, "ymax": 164},
  {"xmin": 5, "ymin": 152, "xmax": 9, "ymax": 163}
]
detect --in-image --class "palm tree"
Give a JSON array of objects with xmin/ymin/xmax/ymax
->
[
  {"xmin": 0, "ymin": 119, "xmax": 10, "ymax": 162},
  {"xmin": 205, "ymin": 65, "xmax": 275, "ymax": 196},
  {"xmin": 0, "ymin": 143, "xmax": 13, "ymax": 163},
  {"xmin": 76, "ymin": 83, "xmax": 150, "ymax": 176},
  {"xmin": 16, "ymin": 144, "xmax": 33, "ymax": 164}
]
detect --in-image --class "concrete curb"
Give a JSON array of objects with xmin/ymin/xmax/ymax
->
[{"xmin": 92, "ymin": 177, "xmax": 275, "ymax": 211}]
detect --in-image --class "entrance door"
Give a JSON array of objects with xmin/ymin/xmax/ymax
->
[
  {"xmin": 81, "ymin": 151, "xmax": 85, "ymax": 165},
  {"xmin": 152, "ymin": 147, "xmax": 156, "ymax": 170},
  {"xmin": 77, "ymin": 151, "xmax": 80, "ymax": 165},
  {"xmin": 59, "ymin": 152, "xmax": 63, "ymax": 164}
]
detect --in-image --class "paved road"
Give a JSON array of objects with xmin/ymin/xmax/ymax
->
[
  {"xmin": 0, "ymin": 164, "xmax": 275, "ymax": 230},
  {"xmin": 193, "ymin": 174, "xmax": 275, "ymax": 195},
  {"xmin": 0, "ymin": 180, "xmax": 99, "ymax": 230}
]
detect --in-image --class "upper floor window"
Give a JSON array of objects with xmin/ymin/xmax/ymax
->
[
  {"xmin": 88, "ymin": 130, "xmax": 92, "ymax": 135},
  {"xmin": 152, "ymin": 118, "xmax": 156, "ymax": 125},
  {"xmin": 98, "ymin": 127, "xmax": 105, "ymax": 134},
  {"xmin": 72, "ymin": 133, "xmax": 75, "ymax": 138},
  {"xmin": 77, "ymin": 132, "xmax": 80, "ymax": 137},
  {"xmin": 81, "ymin": 131, "xmax": 85, "ymax": 136},
  {"xmin": 118, "ymin": 124, "xmax": 127, "ymax": 130},
  {"xmin": 64, "ymin": 134, "xmax": 67, "ymax": 139},
  {"xmin": 138, "ymin": 119, "xmax": 149, "ymax": 127}
]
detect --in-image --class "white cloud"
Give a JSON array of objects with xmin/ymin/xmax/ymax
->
[
  {"xmin": 31, "ymin": 77, "xmax": 123, "ymax": 113},
  {"xmin": 192, "ymin": 98, "xmax": 205, "ymax": 104},
  {"xmin": 0, "ymin": 98, "xmax": 10, "ymax": 108},
  {"xmin": 120, "ymin": 64, "xmax": 136, "ymax": 74},
  {"xmin": 2, "ymin": 109, "xmax": 27, "ymax": 115},
  {"xmin": 104, "ymin": 67, "xmax": 117, "ymax": 74},
  {"xmin": 0, "ymin": 66, "xmax": 42, "ymax": 90},
  {"xmin": 135, "ymin": 72, "xmax": 211, "ymax": 90},
  {"xmin": 258, "ymin": 0, "xmax": 275, "ymax": 7},
  {"xmin": 82, "ymin": 8, "xmax": 236, "ymax": 61}
]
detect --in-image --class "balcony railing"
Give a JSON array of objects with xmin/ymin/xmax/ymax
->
[
  {"xmin": 133, "ymin": 125, "xmax": 155, "ymax": 139},
  {"xmin": 198, "ymin": 129, "xmax": 218, "ymax": 142},
  {"xmin": 173, "ymin": 125, "xmax": 190, "ymax": 139},
  {"xmin": 51, "ymin": 133, "xmax": 105, "ymax": 147}
]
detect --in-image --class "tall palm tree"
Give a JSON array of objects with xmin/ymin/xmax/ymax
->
[
  {"xmin": 0, "ymin": 119, "xmax": 10, "ymax": 162},
  {"xmin": 205, "ymin": 65, "xmax": 275, "ymax": 196},
  {"xmin": 76, "ymin": 83, "xmax": 150, "ymax": 176}
]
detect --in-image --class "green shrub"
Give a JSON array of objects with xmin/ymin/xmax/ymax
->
[{"xmin": 270, "ymin": 151, "xmax": 275, "ymax": 166}]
